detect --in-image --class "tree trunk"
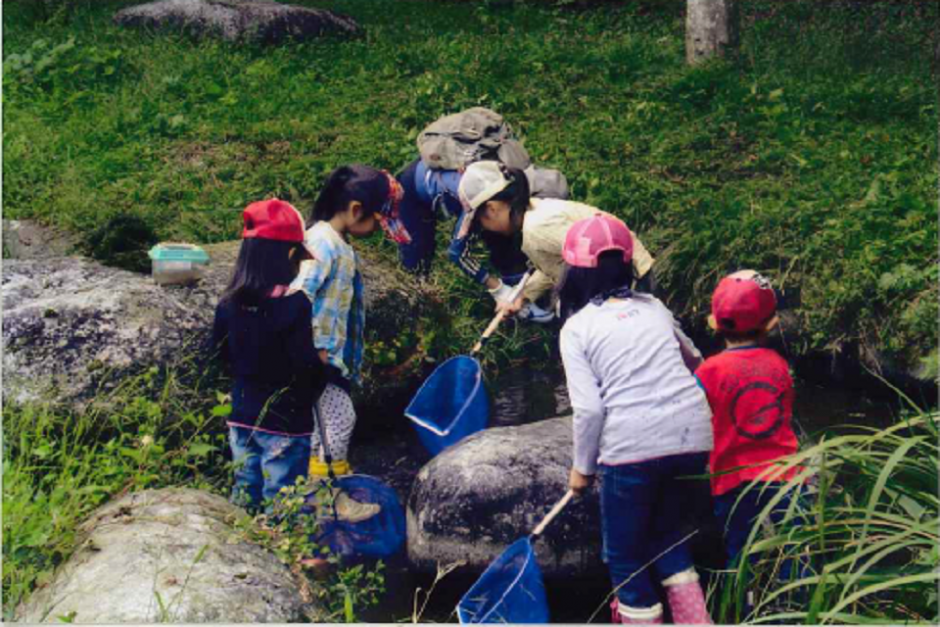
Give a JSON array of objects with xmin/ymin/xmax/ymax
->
[{"xmin": 686, "ymin": 0, "xmax": 740, "ymax": 65}]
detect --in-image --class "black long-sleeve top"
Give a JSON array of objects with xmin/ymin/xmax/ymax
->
[{"xmin": 211, "ymin": 291, "xmax": 325, "ymax": 435}]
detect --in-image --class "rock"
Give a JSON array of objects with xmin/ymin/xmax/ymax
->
[
  {"xmin": 2, "ymin": 221, "xmax": 443, "ymax": 409},
  {"xmin": 113, "ymin": 0, "xmax": 361, "ymax": 45},
  {"xmin": 407, "ymin": 417, "xmax": 605, "ymax": 578},
  {"xmin": 15, "ymin": 488, "xmax": 314, "ymax": 623},
  {"xmin": 407, "ymin": 416, "xmax": 720, "ymax": 579}
]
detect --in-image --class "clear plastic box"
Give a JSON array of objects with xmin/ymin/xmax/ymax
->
[{"xmin": 148, "ymin": 243, "xmax": 210, "ymax": 286}]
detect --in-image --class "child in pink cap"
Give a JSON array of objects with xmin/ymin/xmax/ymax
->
[
  {"xmin": 695, "ymin": 271, "xmax": 804, "ymax": 584},
  {"xmin": 558, "ymin": 214, "xmax": 714, "ymax": 624}
]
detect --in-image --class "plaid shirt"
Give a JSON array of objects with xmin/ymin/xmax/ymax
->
[{"xmin": 290, "ymin": 222, "xmax": 365, "ymax": 382}]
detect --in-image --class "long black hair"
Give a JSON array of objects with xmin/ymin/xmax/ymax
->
[
  {"xmin": 311, "ymin": 164, "xmax": 389, "ymax": 224},
  {"xmin": 556, "ymin": 250, "xmax": 635, "ymax": 320},
  {"xmin": 220, "ymin": 238, "xmax": 303, "ymax": 307}
]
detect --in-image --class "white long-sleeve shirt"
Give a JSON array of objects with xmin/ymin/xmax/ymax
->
[{"xmin": 559, "ymin": 294, "xmax": 713, "ymax": 475}]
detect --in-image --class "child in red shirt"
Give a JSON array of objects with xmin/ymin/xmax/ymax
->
[{"xmin": 694, "ymin": 271, "xmax": 802, "ymax": 572}]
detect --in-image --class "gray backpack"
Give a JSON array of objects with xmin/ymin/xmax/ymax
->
[{"xmin": 417, "ymin": 107, "xmax": 532, "ymax": 171}]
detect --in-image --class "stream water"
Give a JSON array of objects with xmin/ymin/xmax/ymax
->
[{"xmin": 348, "ymin": 356, "xmax": 921, "ymax": 623}]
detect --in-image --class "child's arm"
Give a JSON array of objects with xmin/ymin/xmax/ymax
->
[
  {"xmin": 287, "ymin": 298, "xmax": 327, "ymax": 388},
  {"xmin": 672, "ymin": 316, "xmax": 703, "ymax": 373},
  {"xmin": 210, "ymin": 304, "xmax": 230, "ymax": 364},
  {"xmin": 290, "ymin": 239, "xmax": 335, "ymax": 300},
  {"xmin": 560, "ymin": 326, "xmax": 605, "ymax": 477}
]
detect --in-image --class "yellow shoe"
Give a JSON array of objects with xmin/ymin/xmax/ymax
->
[{"xmin": 309, "ymin": 458, "xmax": 351, "ymax": 478}]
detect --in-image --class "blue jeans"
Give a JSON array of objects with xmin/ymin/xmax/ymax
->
[
  {"xmin": 229, "ymin": 426, "xmax": 311, "ymax": 512},
  {"xmin": 599, "ymin": 452, "xmax": 709, "ymax": 608},
  {"xmin": 713, "ymin": 482, "xmax": 807, "ymax": 578}
]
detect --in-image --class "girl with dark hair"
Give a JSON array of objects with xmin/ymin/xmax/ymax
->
[
  {"xmin": 212, "ymin": 199, "xmax": 325, "ymax": 513},
  {"xmin": 290, "ymin": 165, "xmax": 408, "ymax": 520},
  {"xmin": 457, "ymin": 162, "xmax": 658, "ymax": 320},
  {"xmin": 557, "ymin": 215, "xmax": 713, "ymax": 625}
]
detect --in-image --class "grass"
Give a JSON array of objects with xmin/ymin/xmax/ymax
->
[
  {"xmin": 713, "ymin": 403, "xmax": 939, "ymax": 624},
  {"xmin": 2, "ymin": 0, "xmax": 937, "ymax": 374}
]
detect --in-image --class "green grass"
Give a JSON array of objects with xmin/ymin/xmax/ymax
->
[
  {"xmin": 3, "ymin": 0, "xmax": 937, "ymax": 372},
  {"xmin": 712, "ymin": 406, "xmax": 939, "ymax": 624}
]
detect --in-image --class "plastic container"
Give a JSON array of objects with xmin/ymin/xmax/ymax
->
[
  {"xmin": 148, "ymin": 243, "xmax": 209, "ymax": 286},
  {"xmin": 457, "ymin": 537, "xmax": 549, "ymax": 624},
  {"xmin": 405, "ymin": 355, "xmax": 489, "ymax": 456}
]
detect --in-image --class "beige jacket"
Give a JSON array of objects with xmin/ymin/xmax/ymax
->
[{"xmin": 520, "ymin": 198, "xmax": 655, "ymax": 303}]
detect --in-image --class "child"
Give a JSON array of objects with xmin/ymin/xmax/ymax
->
[
  {"xmin": 457, "ymin": 161, "xmax": 657, "ymax": 317},
  {"xmin": 694, "ymin": 271, "xmax": 802, "ymax": 572},
  {"xmin": 291, "ymin": 165, "xmax": 410, "ymax": 502},
  {"xmin": 558, "ymin": 215, "xmax": 714, "ymax": 625},
  {"xmin": 395, "ymin": 156, "xmax": 568, "ymax": 322},
  {"xmin": 212, "ymin": 199, "xmax": 326, "ymax": 513}
]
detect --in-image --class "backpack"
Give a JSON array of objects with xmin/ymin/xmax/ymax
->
[{"xmin": 417, "ymin": 107, "xmax": 531, "ymax": 171}]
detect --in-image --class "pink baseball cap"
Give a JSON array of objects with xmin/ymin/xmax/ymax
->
[
  {"xmin": 709, "ymin": 270, "xmax": 778, "ymax": 333},
  {"xmin": 562, "ymin": 214, "xmax": 634, "ymax": 268},
  {"xmin": 242, "ymin": 199, "xmax": 305, "ymax": 242}
]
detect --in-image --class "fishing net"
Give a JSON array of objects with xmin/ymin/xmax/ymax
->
[
  {"xmin": 303, "ymin": 474, "xmax": 406, "ymax": 559},
  {"xmin": 406, "ymin": 355, "xmax": 489, "ymax": 455},
  {"xmin": 457, "ymin": 537, "xmax": 550, "ymax": 624}
]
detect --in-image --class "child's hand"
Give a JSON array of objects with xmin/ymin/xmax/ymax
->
[
  {"xmin": 568, "ymin": 468, "xmax": 594, "ymax": 495},
  {"xmin": 495, "ymin": 295, "xmax": 526, "ymax": 316},
  {"xmin": 318, "ymin": 349, "xmax": 329, "ymax": 365}
]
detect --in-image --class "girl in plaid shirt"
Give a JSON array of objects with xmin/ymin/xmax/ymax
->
[{"xmin": 291, "ymin": 165, "xmax": 411, "ymax": 482}]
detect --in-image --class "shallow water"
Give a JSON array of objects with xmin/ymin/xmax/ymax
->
[{"xmin": 349, "ymin": 359, "xmax": 914, "ymax": 622}]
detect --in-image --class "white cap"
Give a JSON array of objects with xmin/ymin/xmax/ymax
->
[{"xmin": 456, "ymin": 161, "xmax": 511, "ymax": 238}]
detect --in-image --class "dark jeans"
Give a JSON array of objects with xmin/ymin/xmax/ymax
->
[
  {"xmin": 713, "ymin": 482, "xmax": 808, "ymax": 580},
  {"xmin": 599, "ymin": 452, "xmax": 709, "ymax": 608},
  {"xmin": 396, "ymin": 158, "xmax": 529, "ymax": 281}
]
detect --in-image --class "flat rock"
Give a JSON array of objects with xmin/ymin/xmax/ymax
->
[
  {"xmin": 407, "ymin": 417, "xmax": 606, "ymax": 578},
  {"xmin": 113, "ymin": 0, "xmax": 361, "ymax": 44},
  {"xmin": 15, "ymin": 488, "xmax": 314, "ymax": 623}
]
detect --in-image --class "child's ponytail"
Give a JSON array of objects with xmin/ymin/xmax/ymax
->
[{"xmin": 310, "ymin": 165, "xmax": 387, "ymax": 224}]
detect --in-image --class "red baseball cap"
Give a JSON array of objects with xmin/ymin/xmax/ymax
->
[
  {"xmin": 709, "ymin": 270, "xmax": 778, "ymax": 333},
  {"xmin": 562, "ymin": 213, "xmax": 634, "ymax": 268},
  {"xmin": 242, "ymin": 199, "xmax": 305, "ymax": 242}
]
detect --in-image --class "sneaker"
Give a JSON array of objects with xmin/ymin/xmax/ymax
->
[
  {"xmin": 517, "ymin": 302, "xmax": 555, "ymax": 324},
  {"xmin": 328, "ymin": 492, "xmax": 381, "ymax": 523}
]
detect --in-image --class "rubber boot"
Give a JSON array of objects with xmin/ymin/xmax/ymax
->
[
  {"xmin": 662, "ymin": 569, "xmax": 712, "ymax": 624},
  {"xmin": 610, "ymin": 599, "xmax": 664, "ymax": 625}
]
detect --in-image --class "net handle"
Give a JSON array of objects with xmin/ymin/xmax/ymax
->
[
  {"xmin": 532, "ymin": 489, "xmax": 575, "ymax": 538},
  {"xmin": 470, "ymin": 271, "xmax": 533, "ymax": 355}
]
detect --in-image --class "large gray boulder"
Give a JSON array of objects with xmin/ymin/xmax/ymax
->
[
  {"xmin": 407, "ymin": 417, "xmax": 605, "ymax": 578},
  {"xmin": 113, "ymin": 0, "xmax": 361, "ymax": 44},
  {"xmin": 15, "ymin": 488, "xmax": 315, "ymax": 623},
  {"xmin": 1, "ymin": 221, "xmax": 441, "ymax": 408}
]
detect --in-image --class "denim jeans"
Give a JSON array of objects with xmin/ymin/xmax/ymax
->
[
  {"xmin": 713, "ymin": 481, "xmax": 807, "ymax": 578},
  {"xmin": 599, "ymin": 452, "xmax": 709, "ymax": 608},
  {"xmin": 229, "ymin": 426, "xmax": 311, "ymax": 512}
]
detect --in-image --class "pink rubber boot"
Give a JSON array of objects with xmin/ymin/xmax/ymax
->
[
  {"xmin": 662, "ymin": 569, "xmax": 712, "ymax": 624},
  {"xmin": 611, "ymin": 598, "xmax": 664, "ymax": 624}
]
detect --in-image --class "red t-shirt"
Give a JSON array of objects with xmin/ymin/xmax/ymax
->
[{"xmin": 695, "ymin": 347, "xmax": 800, "ymax": 496}]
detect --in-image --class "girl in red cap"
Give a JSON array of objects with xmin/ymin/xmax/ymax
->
[
  {"xmin": 558, "ymin": 214, "xmax": 714, "ymax": 625},
  {"xmin": 212, "ymin": 199, "xmax": 325, "ymax": 513},
  {"xmin": 290, "ymin": 165, "xmax": 409, "ymax": 522}
]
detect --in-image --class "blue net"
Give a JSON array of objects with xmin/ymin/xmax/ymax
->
[
  {"xmin": 405, "ymin": 355, "xmax": 489, "ymax": 455},
  {"xmin": 303, "ymin": 474, "xmax": 406, "ymax": 559},
  {"xmin": 457, "ymin": 537, "xmax": 550, "ymax": 624}
]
